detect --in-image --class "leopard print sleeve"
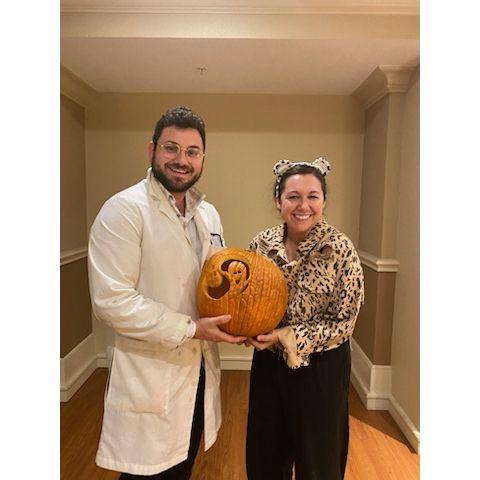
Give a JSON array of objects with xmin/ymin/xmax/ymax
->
[
  {"xmin": 248, "ymin": 236, "xmax": 259, "ymax": 252},
  {"xmin": 283, "ymin": 236, "xmax": 364, "ymax": 368}
]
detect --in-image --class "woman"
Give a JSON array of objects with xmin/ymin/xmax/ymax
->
[{"xmin": 246, "ymin": 158, "xmax": 364, "ymax": 480}]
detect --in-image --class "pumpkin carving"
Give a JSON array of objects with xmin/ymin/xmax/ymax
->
[{"xmin": 197, "ymin": 248, "xmax": 288, "ymax": 336}]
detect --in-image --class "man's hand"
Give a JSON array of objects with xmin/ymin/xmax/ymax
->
[
  {"xmin": 194, "ymin": 315, "xmax": 247, "ymax": 344},
  {"xmin": 245, "ymin": 330, "xmax": 280, "ymax": 350}
]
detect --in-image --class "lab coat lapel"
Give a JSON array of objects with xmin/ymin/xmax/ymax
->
[{"xmin": 195, "ymin": 211, "xmax": 212, "ymax": 266}]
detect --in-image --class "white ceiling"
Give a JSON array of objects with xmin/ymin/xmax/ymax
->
[{"xmin": 60, "ymin": 1, "xmax": 420, "ymax": 95}]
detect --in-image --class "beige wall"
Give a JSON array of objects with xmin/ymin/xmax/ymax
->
[
  {"xmin": 86, "ymin": 94, "xmax": 364, "ymax": 247},
  {"xmin": 358, "ymin": 92, "xmax": 405, "ymax": 259},
  {"xmin": 390, "ymin": 70, "xmax": 420, "ymax": 429},
  {"xmin": 382, "ymin": 93, "xmax": 405, "ymax": 259},
  {"xmin": 354, "ymin": 267, "xmax": 396, "ymax": 365},
  {"xmin": 355, "ymin": 81, "xmax": 411, "ymax": 368},
  {"xmin": 61, "ymin": 259, "xmax": 92, "ymax": 357},
  {"xmin": 358, "ymin": 95, "xmax": 389, "ymax": 257},
  {"xmin": 355, "ymin": 92, "xmax": 398, "ymax": 365},
  {"xmin": 60, "ymin": 94, "xmax": 92, "ymax": 357},
  {"xmin": 61, "ymin": 94, "xmax": 87, "ymax": 251}
]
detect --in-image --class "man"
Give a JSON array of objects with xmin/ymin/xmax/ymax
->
[{"xmin": 88, "ymin": 106, "xmax": 245, "ymax": 479}]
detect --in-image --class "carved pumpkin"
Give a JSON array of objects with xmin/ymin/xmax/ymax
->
[{"xmin": 197, "ymin": 248, "xmax": 288, "ymax": 336}]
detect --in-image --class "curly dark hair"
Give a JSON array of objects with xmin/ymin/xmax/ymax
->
[
  {"xmin": 152, "ymin": 106, "xmax": 206, "ymax": 149},
  {"xmin": 275, "ymin": 164, "xmax": 327, "ymax": 200}
]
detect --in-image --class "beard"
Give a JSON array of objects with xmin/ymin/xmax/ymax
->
[{"xmin": 151, "ymin": 158, "xmax": 203, "ymax": 193}]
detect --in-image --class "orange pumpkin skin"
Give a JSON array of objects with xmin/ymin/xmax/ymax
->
[{"xmin": 197, "ymin": 248, "xmax": 288, "ymax": 337}]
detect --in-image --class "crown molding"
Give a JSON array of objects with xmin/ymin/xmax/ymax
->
[
  {"xmin": 61, "ymin": 246, "xmax": 88, "ymax": 266},
  {"xmin": 60, "ymin": 2, "xmax": 419, "ymax": 15},
  {"xmin": 359, "ymin": 250, "xmax": 399, "ymax": 273},
  {"xmin": 353, "ymin": 65, "xmax": 417, "ymax": 109},
  {"xmin": 60, "ymin": 65, "xmax": 98, "ymax": 108}
]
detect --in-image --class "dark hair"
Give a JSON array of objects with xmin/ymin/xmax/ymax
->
[
  {"xmin": 152, "ymin": 106, "xmax": 206, "ymax": 150},
  {"xmin": 275, "ymin": 164, "xmax": 327, "ymax": 200}
]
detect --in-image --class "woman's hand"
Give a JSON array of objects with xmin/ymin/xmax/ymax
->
[{"xmin": 246, "ymin": 329, "xmax": 280, "ymax": 350}]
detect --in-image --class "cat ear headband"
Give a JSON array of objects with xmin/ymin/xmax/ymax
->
[{"xmin": 273, "ymin": 157, "xmax": 331, "ymax": 197}]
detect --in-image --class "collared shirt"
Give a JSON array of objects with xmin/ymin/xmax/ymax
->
[
  {"xmin": 149, "ymin": 170, "xmax": 205, "ymax": 268},
  {"xmin": 249, "ymin": 217, "xmax": 364, "ymax": 369},
  {"xmin": 148, "ymin": 170, "xmax": 206, "ymax": 339}
]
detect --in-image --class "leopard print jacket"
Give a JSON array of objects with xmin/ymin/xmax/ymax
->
[{"xmin": 249, "ymin": 217, "xmax": 364, "ymax": 369}]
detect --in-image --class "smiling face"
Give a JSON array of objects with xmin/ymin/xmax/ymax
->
[
  {"xmin": 277, "ymin": 173, "xmax": 325, "ymax": 240},
  {"xmin": 148, "ymin": 126, "xmax": 204, "ymax": 194}
]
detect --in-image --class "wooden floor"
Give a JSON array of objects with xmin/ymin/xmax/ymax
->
[{"xmin": 61, "ymin": 369, "xmax": 419, "ymax": 480}]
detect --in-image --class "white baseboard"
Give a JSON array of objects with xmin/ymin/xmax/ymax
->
[
  {"xmin": 220, "ymin": 355, "xmax": 252, "ymax": 371},
  {"xmin": 61, "ymin": 341, "xmax": 252, "ymax": 403},
  {"xmin": 350, "ymin": 337, "xmax": 419, "ymax": 452},
  {"xmin": 60, "ymin": 333, "xmax": 97, "ymax": 402},
  {"xmin": 388, "ymin": 395, "xmax": 420, "ymax": 453},
  {"xmin": 96, "ymin": 352, "xmax": 109, "ymax": 368},
  {"xmin": 351, "ymin": 337, "xmax": 391, "ymax": 409},
  {"xmin": 95, "ymin": 351, "xmax": 252, "ymax": 371},
  {"xmin": 61, "ymin": 335, "xmax": 111, "ymax": 402}
]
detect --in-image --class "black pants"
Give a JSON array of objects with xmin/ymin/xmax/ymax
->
[
  {"xmin": 119, "ymin": 365, "xmax": 205, "ymax": 480},
  {"xmin": 246, "ymin": 342, "xmax": 351, "ymax": 480}
]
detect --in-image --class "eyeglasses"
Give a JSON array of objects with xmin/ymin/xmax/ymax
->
[{"xmin": 156, "ymin": 142, "xmax": 205, "ymax": 160}]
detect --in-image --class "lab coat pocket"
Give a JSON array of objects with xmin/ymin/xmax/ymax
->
[{"xmin": 106, "ymin": 345, "xmax": 172, "ymax": 416}]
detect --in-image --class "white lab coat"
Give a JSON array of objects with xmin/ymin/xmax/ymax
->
[{"xmin": 88, "ymin": 171, "xmax": 224, "ymax": 475}]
